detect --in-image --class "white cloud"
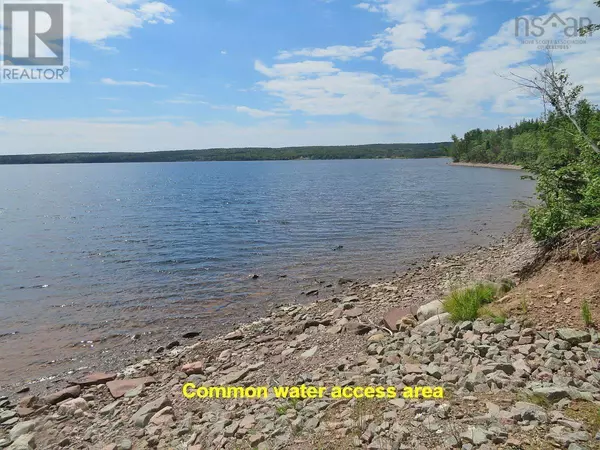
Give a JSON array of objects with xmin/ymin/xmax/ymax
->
[
  {"xmin": 276, "ymin": 45, "xmax": 375, "ymax": 61},
  {"xmin": 255, "ymin": 60, "xmax": 340, "ymax": 78},
  {"xmin": 382, "ymin": 47, "xmax": 456, "ymax": 78},
  {"xmin": 101, "ymin": 77, "xmax": 165, "ymax": 87},
  {"xmin": 377, "ymin": 23, "xmax": 428, "ymax": 49},
  {"xmin": 235, "ymin": 106, "xmax": 280, "ymax": 118},
  {"xmin": 68, "ymin": 0, "xmax": 175, "ymax": 43}
]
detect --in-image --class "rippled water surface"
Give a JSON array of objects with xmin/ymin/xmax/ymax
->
[{"xmin": 0, "ymin": 159, "xmax": 534, "ymax": 384}]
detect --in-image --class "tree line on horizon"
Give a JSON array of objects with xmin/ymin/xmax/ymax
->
[{"xmin": 0, "ymin": 143, "xmax": 451, "ymax": 165}]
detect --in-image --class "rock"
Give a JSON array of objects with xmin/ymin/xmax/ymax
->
[
  {"xmin": 224, "ymin": 330, "xmax": 244, "ymax": 340},
  {"xmin": 106, "ymin": 377, "xmax": 156, "ymax": 398},
  {"xmin": 388, "ymin": 399, "xmax": 406, "ymax": 409},
  {"xmin": 461, "ymin": 427, "xmax": 489, "ymax": 445},
  {"xmin": 249, "ymin": 433, "xmax": 266, "ymax": 446},
  {"xmin": 344, "ymin": 322, "xmax": 371, "ymax": 335},
  {"xmin": 414, "ymin": 313, "xmax": 451, "ymax": 333},
  {"xmin": 557, "ymin": 329, "xmax": 591, "ymax": 345},
  {"xmin": 182, "ymin": 331, "xmax": 201, "ymax": 339},
  {"xmin": 42, "ymin": 385, "xmax": 80, "ymax": 405},
  {"xmin": 509, "ymin": 402, "xmax": 548, "ymax": 422},
  {"xmin": 149, "ymin": 407, "xmax": 175, "ymax": 426},
  {"xmin": 382, "ymin": 307, "xmax": 416, "ymax": 331},
  {"xmin": 9, "ymin": 420, "xmax": 37, "ymax": 441},
  {"xmin": 117, "ymin": 439, "xmax": 132, "ymax": 450},
  {"xmin": 531, "ymin": 386, "xmax": 571, "ymax": 403},
  {"xmin": 181, "ymin": 361, "xmax": 204, "ymax": 375},
  {"xmin": 124, "ymin": 384, "xmax": 144, "ymax": 398},
  {"xmin": 301, "ymin": 346, "xmax": 318, "ymax": 358},
  {"xmin": 131, "ymin": 396, "xmax": 171, "ymax": 428},
  {"xmin": 0, "ymin": 411, "xmax": 17, "ymax": 424},
  {"xmin": 57, "ymin": 397, "xmax": 88, "ymax": 415},
  {"xmin": 417, "ymin": 300, "xmax": 444, "ymax": 321},
  {"xmin": 70, "ymin": 372, "xmax": 116, "ymax": 387},
  {"xmin": 368, "ymin": 333, "xmax": 386, "ymax": 343},
  {"xmin": 344, "ymin": 308, "xmax": 364, "ymax": 318},
  {"xmin": 166, "ymin": 340, "xmax": 180, "ymax": 349},
  {"xmin": 219, "ymin": 368, "xmax": 249, "ymax": 385},
  {"xmin": 100, "ymin": 400, "xmax": 121, "ymax": 416},
  {"xmin": 6, "ymin": 434, "xmax": 35, "ymax": 450}
]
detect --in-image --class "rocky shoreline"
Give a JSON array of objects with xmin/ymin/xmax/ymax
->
[
  {"xmin": 3, "ymin": 226, "xmax": 600, "ymax": 449},
  {"xmin": 448, "ymin": 163, "xmax": 523, "ymax": 171}
]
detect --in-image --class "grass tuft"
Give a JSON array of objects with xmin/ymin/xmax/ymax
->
[
  {"xmin": 582, "ymin": 300, "xmax": 594, "ymax": 327},
  {"xmin": 443, "ymin": 283, "xmax": 498, "ymax": 322}
]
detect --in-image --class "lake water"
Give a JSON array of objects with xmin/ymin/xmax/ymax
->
[{"xmin": 0, "ymin": 158, "xmax": 535, "ymax": 386}]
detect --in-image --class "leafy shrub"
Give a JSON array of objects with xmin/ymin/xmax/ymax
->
[{"xmin": 443, "ymin": 283, "xmax": 498, "ymax": 322}]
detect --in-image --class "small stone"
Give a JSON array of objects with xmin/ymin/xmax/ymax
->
[
  {"xmin": 182, "ymin": 331, "xmax": 201, "ymax": 339},
  {"xmin": 181, "ymin": 361, "xmax": 204, "ymax": 375},
  {"xmin": 106, "ymin": 377, "xmax": 156, "ymax": 398},
  {"xmin": 42, "ymin": 385, "xmax": 81, "ymax": 405},
  {"xmin": 301, "ymin": 346, "xmax": 318, "ymax": 358},
  {"xmin": 117, "ymin": 439, "xmax": 132, "ymax": 450},
  {"xmin": 131, "ymin": 396, "xmax": 171, "ymax": 428},
  {"xmin": 166, "ymin": 340, "xmax": 180, "ymax": 349}
]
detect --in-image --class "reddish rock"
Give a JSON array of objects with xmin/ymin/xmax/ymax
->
[
  {"xmin": 18, "ymin": 396, "xmax": 38, "ymax": 409},
  {"xmin": 382, "ymin": 307, "xmax": 417, "ymax": 331},
  {"xmin": 71, "ymin": 372, "xmax": 116, "ymax": 387},
  {"xmin": 181, "ymin": 361, "xmax": 204, "ymax": 375},
  {"xmin": 106, "ymin": 377, "xmax": 156, "ymax": 399},
  {"xmin": 42, "ymin": 385, "xmax": 81, "ymax": 405}
]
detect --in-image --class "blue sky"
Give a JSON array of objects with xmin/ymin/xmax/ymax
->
[{"xmin": 0, "ymin": 0, "xmax": 599, "ymax": 154}]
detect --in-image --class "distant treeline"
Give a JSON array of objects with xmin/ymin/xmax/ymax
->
[{"xmin": 0, "ymin": 143, "xmax": 451, "ymax": 165}]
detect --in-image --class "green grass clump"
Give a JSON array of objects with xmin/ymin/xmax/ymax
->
[
  {"xmin": 443, "ymin": 283, "xmax": 498, "ymax": 322},
  {"xmin": 480, "ymin": 307, "xmax": 508, "ymax": 324},
  {"xmin": 582, "ymin": 300, "xmax": 594, "ymax": 327}
]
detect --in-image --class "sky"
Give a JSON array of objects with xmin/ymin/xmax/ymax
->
[{"xmin": 0, "ymin": 0, "xmax": 599, "ymax": 154}]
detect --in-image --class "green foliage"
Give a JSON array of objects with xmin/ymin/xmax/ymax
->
[
  {"xmin": 443, "ymin": 283, "xmax": 498, "ymax": 322},
  {"xmin": 0, "ymin": 143, "xmax": 451, "ymax": 165},
  {"xmin": 451, "ymin": 96, "xmax": 600, "ymax": 242},
  {"xmin": 479, "ymin": 306, "xmax": 507, "ymax": 324},
  {"xmin": 582, "ymin": 300, "xmax": 593, "ymax": 327}
]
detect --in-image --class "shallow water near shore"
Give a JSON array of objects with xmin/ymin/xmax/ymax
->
[{"xmin": 0, "ymin": 158, "xmax": 535, "ymax": 387}]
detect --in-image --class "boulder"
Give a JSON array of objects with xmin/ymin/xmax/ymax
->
[
  {"xmin": 382, "ymin": 307, "xmax": 416, "ymax": 331},
  {"xmin": 417, "ymin": 300, "xmax": 444, "ymax": 321},
  {"xmin": 414, "ymin": 313, "xmax": 451, "ymax": 333},
  {"xmin": 9, "ymin": 420, "xmax": 37, "ymax": 441},
  {"xmin": 7, "ymin": 433, "xmax": 35, "ymax": 450}
]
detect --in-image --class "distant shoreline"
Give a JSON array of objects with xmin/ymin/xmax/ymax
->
[{"xmin": 449, "ymin": 162, "xmax": 523, "ymax": 170}]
